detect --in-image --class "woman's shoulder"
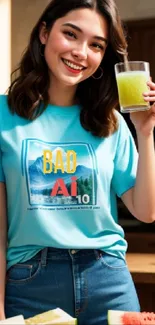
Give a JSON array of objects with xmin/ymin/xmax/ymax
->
[
  {"xmin": 114, "ymin": 109, "xmax": 124, "ymax": 123},
  {"xmin": 114, "ymin": 109, "xmax": 129, "ymax": 130},
  {"xmin": 0, "ymin": 95, "xmax": 10, "ymax": 114},
  {"xmin": 0, "ymin": 94, "xmax": 8, "ymax": 102},
  {"xmin": 113, "ymin": 109, "xmax": 133, "ymax": 143},
  {"xmin": 0, "ymin": 95, "xmax": 18, "ymax": 130}
]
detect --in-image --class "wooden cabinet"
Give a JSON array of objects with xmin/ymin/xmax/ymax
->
[
  {"xmin": 125, "ymin": 18, "xmax": 155, "ymax": 81},
  {"xmin": 135, "ymin": 283, "xmax": 155, "ymax": 311},
  {"xmin": 126, "ymin": 233, "xmax": 155, "ymax": 311},
  {"xmin": 126, "ymin": 232, "xmax": 155, "ymax": 253}
]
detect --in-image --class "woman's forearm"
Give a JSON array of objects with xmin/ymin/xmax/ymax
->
[{"xmin": 133, "ymin": 132, "xmax": 155, "ymax": 222}]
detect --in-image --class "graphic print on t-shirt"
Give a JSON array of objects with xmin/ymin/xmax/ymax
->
[{"xmin": 22, "ymin": 139, "xmax": 97, "ymax": 207}]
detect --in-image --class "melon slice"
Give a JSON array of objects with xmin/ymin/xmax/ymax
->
[
  {"xmin": 108, "ymin": 310, "xmax": 155, "ymax": 325},
  {"xmin": 25, "ymin": 308, "xmax": 77, "ymax": 324},
  {"xmin": 0, "ymin": 315, "xmax": 25, "ymax": 324}
]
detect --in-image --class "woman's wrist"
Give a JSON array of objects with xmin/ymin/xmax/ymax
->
[
  {"xmin": 136, "ymin": 130, "xmax": 154, "ymax": 143},
  {"xmin": 0, "ymin": 310, "xmax": 5, "ymax": 320}
]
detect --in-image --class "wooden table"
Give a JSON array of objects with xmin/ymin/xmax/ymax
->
[
  {"xmin": 126, "ymin": 253, "xmax": 155, "ymax": 284},
  {"xmin": 126, "ymin": 253, "xmax": 155, "ymax": 310}
]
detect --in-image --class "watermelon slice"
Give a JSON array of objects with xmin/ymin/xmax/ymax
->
[{"xmin": 108, "ymin": 310, "xmax": 155, "ymax": 325}]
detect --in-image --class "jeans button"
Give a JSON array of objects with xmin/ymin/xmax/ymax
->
[{"xmin": 71, "ymin": 250, "xmax": 76, "ymax": 254}]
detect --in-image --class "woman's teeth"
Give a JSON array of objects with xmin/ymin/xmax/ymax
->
[{"xmin": 63, "ymin": 59, "xmax": 84, "ymax": 70}]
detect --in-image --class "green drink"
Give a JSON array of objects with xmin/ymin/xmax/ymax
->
[{"xmin": 115, "ymin": 61, "xmax": 150, "ymax": 113}]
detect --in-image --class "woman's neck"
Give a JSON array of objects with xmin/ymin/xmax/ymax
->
[{"xmin": 48, "ymin": 80, "xmax": 78, "ymax": 107}]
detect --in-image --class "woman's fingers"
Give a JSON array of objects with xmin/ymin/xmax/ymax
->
[
  {"xmin": 143, "ymin": 97, "xmax": 155, "ymax": 102},
  {"xmin": 147, "ymin": 80, "xmax": 155, "ymax": 89},
  {"xmin": 143, "ymin": 81, "xmax": 155, "ymax": 102},
  {"xmin": 143, "ymin": 91, "xmax": 155, "ymax": 96}
]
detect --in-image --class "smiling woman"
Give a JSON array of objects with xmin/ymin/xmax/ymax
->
[
  {"xmin": 1, "ymin": 0, "xmax": 155, "ymax": 325},
  {"xmin": 7, "ymin": 0, "xmax": 127, "ymax": 137}
]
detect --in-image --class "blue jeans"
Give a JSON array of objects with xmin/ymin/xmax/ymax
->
[{"xmin": 5, "ymin": 248, "xmax": 140, "ymax": 325}]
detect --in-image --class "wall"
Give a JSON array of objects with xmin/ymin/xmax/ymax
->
[
  {"xmin": 115, "ymin": 0, "xmax": 155, "ymax": 21},
  {"xmin": 0, "ymin": 0, "xmax": 11, "ymax": 94},
  {"xmin": 11, "ymin": 0, "xmax": 48, "ymax": 71}
]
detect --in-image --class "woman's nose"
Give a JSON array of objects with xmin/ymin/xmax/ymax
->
[{"xmin": 72, "ymin": 44, "xmax": 88, "ymax": 60}]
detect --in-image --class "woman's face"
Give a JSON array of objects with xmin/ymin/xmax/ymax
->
[{"xmin": 39, "ymin": 8, "xmax": 108, "ymax": 87}]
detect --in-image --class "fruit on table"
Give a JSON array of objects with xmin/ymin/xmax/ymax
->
[
  {"xmin": 0, "ymin": 315, "xmax": 25, "ymax": 324},
  {"xmin": 25, "ymin": 308, "xmax": 77, "ymax": 324},
  {"xmin": 108, "ymin": 310, "xmax": 155, "ymax": 324}
]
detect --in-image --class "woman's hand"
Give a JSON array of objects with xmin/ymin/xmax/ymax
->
[{"xmin": 130, "ymin": 79, "xmax": 155, "ymax": 136}]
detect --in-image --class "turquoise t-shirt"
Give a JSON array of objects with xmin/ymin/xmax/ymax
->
[{"xmin": 0, "ymin": 95, "xmax": 138, "ymax": 270}]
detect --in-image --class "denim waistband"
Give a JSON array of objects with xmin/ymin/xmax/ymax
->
[{"xmin": 31, "ymin": 248, "xmax": 101, "ymax": 266}]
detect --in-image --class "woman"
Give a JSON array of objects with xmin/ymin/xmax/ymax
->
[{"xmin": 1, "ymin": 0, "xmax": 155, "ymax": 324}]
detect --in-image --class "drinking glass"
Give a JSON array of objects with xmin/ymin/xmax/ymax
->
[{"xmin": 115, "ymin": 61, "xmax": 150, "ymax": 113}]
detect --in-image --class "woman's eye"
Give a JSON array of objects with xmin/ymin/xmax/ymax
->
[
  {"xmin": 63, "ymin": 31, "xmax": 77, "ymax": 39},
  {"xmin": 92, "ymin": 43, "xmax": 104, "ymax": 51}
]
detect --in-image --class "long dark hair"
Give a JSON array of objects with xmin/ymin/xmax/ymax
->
[{"xmin": 8, "ymin": 0, "xmax": 127, "ymax": 137}]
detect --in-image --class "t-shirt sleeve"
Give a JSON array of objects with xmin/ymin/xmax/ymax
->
[{"xmin": 112, "ymin": 113, "xmax": 138, "ymax": 197}]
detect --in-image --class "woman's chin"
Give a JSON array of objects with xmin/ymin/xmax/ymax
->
[{"xmin": 59, "ymin": 76, "xmax": 83, "ymax": 87}]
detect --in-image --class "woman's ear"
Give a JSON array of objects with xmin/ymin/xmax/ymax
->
[{"xmin": 39, "ymin": 22, "xmax": 48, "ymax": 45}]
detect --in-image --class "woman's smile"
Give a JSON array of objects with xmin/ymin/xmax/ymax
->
[{"xmin": 61, "ymin": 58, "xmax": 86, "ymax": 74}]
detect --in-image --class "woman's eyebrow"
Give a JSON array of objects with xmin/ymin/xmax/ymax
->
[{"xmin": 62, "ymin": 23, "xmax": 108, "ymax": 44}]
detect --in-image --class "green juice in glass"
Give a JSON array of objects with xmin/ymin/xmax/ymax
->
[{"xmin": 116, "ymin": 71, "xmax": 150, "ymax": 113}]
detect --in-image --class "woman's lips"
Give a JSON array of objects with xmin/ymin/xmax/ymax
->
[{"xmin": 62, "ymin": 58, "xmax": 86, "ymax": 74}]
